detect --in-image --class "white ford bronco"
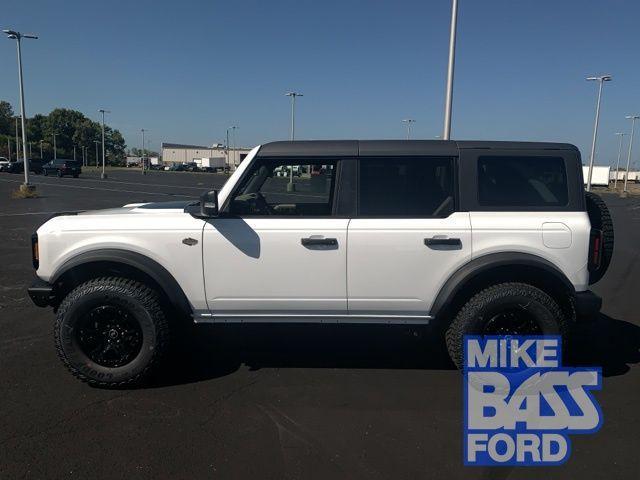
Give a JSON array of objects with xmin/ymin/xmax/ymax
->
[{"xmin": 28, "ymin": 141, "xmax": 612, "ymax": 387}]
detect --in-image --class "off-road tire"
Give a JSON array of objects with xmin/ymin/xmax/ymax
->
[
  {"xmin": 54, "ymin": 277, "xmax": 169, "ymax": 388},
  {"xmin": 585, "ymin": 191, "xmax": 614, "ymax": 284},
  {"xmin": 445, "ymin": 282, "xmax": 569, "ymax": 369}
]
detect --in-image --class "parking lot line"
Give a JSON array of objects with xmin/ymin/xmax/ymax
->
[
  {"xmin": 52, "ymin": 175, "xmax": 209, "ymax": 190},
  {"xmin": 0, "ymin": 177, "xmax": 193, "ymax": 197}
]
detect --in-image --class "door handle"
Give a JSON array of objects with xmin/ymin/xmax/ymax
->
[
  {"xmin": 301, "ymin": 237, "xmax": 338, "ymax": 247},
  {"xmin": 424, "ymin": 237, "xmax": 462, "ymax": 248}
]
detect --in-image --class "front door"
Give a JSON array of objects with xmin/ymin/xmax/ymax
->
[
  {"xmin": 202, "ymin": 157, "xmax": 347, "ymax": 320},
  {"xmin": 347, "ymin": 156, "xmax": 472, "ymax": 317}
]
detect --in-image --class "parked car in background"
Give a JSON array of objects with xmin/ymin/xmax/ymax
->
[
  {"xmin": 6, "ymin": 159, "xmax": 46, "ymax": 174},
  {"xmin": 168, "ymin": 164, "xmax": 187, "ymax": 172},
  {"xmin": 42, "ymin": 159, "xmax": 81, "ymax": 178},
  {"xmin": 0, "ymin": 157, "xmax": 10, "ymax": 172}
]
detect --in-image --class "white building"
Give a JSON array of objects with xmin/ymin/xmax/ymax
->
[{"xmin": 161, "ymin": 142, "xmax": 251, "ymax": 168}]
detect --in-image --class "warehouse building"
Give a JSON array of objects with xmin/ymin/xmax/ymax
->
[{"xmin": 161, "ymin": 142, "xmax": 251, "ymax": 168}]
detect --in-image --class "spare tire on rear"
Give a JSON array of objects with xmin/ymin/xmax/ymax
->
[{"xmin": 585, "ymin": 191, "xmax": 614, "ymax": 284}]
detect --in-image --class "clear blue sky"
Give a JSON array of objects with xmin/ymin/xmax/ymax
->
[{"xmin": 2, "ymin": 0, "xmax": 639, "ymax": 166}]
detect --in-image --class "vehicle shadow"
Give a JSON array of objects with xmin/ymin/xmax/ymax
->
[
  {"xmin": 567, "ymin": 313, "xmax": 640, "ymax": 377},
  {"xmin": 147, "ymin": 313, "xmax": 640, "ymax": 388},
  {"xmin": 148, "ymin": 323, "xmax": 455, "ymax": 388}
]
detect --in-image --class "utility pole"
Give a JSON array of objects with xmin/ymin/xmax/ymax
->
[
  {"xmin": 443, "ymin": 0, "xmax": 459, "ymax": 140},
  {"xmin": 402, "ymin": 119, "xmax": 416, "ymax": 140},
  {"xmin": 4, "ymin": 29, "xmax": 37, "ymax": 191},
  {"xmin": 53, "ymin": 133, "xmax": 58, "ymax": 160},
  {"xmin": 585, "ymin": 75, "xmax": 612, "ymax": 192},
  {"xmin": 622, "ymin": 115, "xmax": 639, "ymax": 197},
  {"xmin": 73, "ymin": 145, "xmax": 76, "ymax": 161},
  {"xmin": 39, "ymin": 140, "xmax": 43, "ymax": 159},
  {"xmin": 99, "ymin": 109, "xmax": 110, "ymax": 179},
  {"xmin": 613, "ymin": 132, "xmax": 626, "ymax": 189}
]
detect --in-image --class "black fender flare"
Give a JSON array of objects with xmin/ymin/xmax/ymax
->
[
  {"xmin": 51, "ymin": 249, "xmax": 192, "ymax": 316},
  {"xmin": 430, "ymin": 252, "xmax": 575, "ymax": 319}
]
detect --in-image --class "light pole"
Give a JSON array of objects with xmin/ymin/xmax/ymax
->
[
  {"xmin": 227, "ymin": 126, "xmax": 237, "ymax": 169},
  {"xmin": 585, "ymin": 75, "xmax": 612, "ymax": 192},
  {"xmin": 15, "ymin": 116, "xmax": 20, "ymax": 159},
  {"xmin": 402, "ymin": 119, "xmax": 416, "ymax": 140},
  {"xmin": 73, "ymin": 144, "xmax": 76, "ymax": 161},
  {"xmin": 94, "ymin": 140, "xmax": 100, "ymax": 167},
  {"xmin": 39, "ymin": 140, "xmax": 43, "ymax": 159},
  {"xmin": 443, "ymin": 0, "xmax": 459, "ymax": 140},
  {"xmin": 99, "ymin": 109, "xmax": 110, "ymax": 179},
  {"xmin": 53, "ymin": 133, "xmax": 58, "ymax": 160},
  {"xmin": 285, "ymin": 92, "xmax": 303, "ymax": 141},
  {"xmin": 141, "ymin": 128, "xmax": 147, "ymax": 175},
  {"xmin": 4, "ymin": 29, "xmax": 37, "ymax": 191},
  {"xmin": 285, "ymin": 92, "xmax": 302, "ymax": 191},
  {"xmin": 613, "ymin": 132, "xmax": 626, "ymax": 189},
  {"xmin": 622, "ymin": 115, "xmax": 639, "ymax": 197}
]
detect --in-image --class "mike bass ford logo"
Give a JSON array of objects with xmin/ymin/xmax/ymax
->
[{"xmin": 463, "ymin": 336, "xmax": 603, "ymax": 466}]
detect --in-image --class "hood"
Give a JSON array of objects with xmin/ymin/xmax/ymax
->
[{"xmin": 77, "ymin": 200, "xmax": 197, "ymax": 216}]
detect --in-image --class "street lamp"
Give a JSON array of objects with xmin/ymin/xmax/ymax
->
[
  {"xmin": 585, "ymin": 75, "xmax": 612, "ymax": 192},
  {"xmin": 141, "ymin": 128, "xmax": 147, "ymax": 175},
  {"xmin": 622, "ymin": 115, "xmax": 639, "ymax": 197},
  {"xmin": 4, "ymin": 29, "xmax": 37, "ymax": 191},
  {"xmin": 94, "ymin": 140, "xmax": 100, "ymax": 167},
  {"xmin": 52, "ymin": 133, "xmax": 58, "ymax": 160},
  {"xmin": 285, "ymin": 92, "xmax": 303, "ymax": 191},
  {"xmin": 226, "ymin": 125, "xmax": 237, "ymax": 169},
  {"xmin": 443, "ymin": 0, "xmax": 459, "ymax": 140},
  {"xmin": 402, "ymin": 119, "xmax": 416, "ymax": 140},
  {"xmin": 613, "ymin": 133, "xmax": 626, "ymax": 189},
  {"xmin": 39, "ymin": 139, "xmax": 43, "ymax": 159},
  {"xmin": 99, "ymin": 109, "xmax": 110, "ymax": 179}
]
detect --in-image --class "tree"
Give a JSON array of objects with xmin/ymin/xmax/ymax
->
[
  {"xmin": 0, "ymin": 101, "xmax": 14, "ymax": 136},
  {"xmin": 0, "ymin": 100, "xmax": 127, "ymax": 162}
]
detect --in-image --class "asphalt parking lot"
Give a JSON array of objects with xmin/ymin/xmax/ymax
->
[{"xmin": 0, "ymin": 170, "xmax": 638, "ymax": 479}]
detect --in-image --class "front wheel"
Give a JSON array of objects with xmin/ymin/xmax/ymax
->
[
  {"xmin": 445, "ymin": 282, "xmax": 569, "ymax": 369},
  {"xmin": 54, "ymin": 277, "xmax": 170, "ymax": 387}
]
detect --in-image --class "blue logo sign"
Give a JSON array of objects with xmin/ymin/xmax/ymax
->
[{"xmin": 463, "ymin": 336, "xmax": 602, "ymax": 466}]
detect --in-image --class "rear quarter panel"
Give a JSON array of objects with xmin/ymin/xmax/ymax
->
[{"xmin": 470, "ymin": 211, "xmax": 590, "ymax": 291}]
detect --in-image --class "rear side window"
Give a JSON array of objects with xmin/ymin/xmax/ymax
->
[
  {"xmin": 478, "ymin": 156, "xmax": 568, "ymax": 207},
  {"xmin": 358, "ymin": 157, "xmax": 455, "ymax": 217}
]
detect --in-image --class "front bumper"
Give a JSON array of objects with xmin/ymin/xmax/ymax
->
[
  {"xmin": 28, "ymin": 278, "xmax": 54, "ymax": 307},
  {"xmin": 573, "ymin": 290, "xmax": 602, "ymax": 321}
]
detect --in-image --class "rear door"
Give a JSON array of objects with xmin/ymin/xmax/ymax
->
[{"xmin": 347, "ymin": 154, "xmax": 472, "ymax": 317}]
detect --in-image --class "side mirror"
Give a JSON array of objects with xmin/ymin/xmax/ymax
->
[{"xmin": 200, "ymin": 190, "xmax": 219, "ymax": 217}]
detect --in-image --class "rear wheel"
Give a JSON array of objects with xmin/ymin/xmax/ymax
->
[
  {"xmin": 54, "ymin": 277, "xmax": 170, "ymax": 387},
  {"xmin": 445, "ymin": 282, "xmax": 568, "ymax": 369}
]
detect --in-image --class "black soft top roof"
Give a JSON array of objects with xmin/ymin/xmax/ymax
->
[{"xmin": 256, "ymin": 140, "xmax": 578, "ymax": 157}]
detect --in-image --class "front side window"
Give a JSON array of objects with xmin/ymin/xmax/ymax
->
[
  {"xmin": 228, "ymin": 158, "xmax": 337, "ymax": 216},
  {"xmin": 358, "ymin": 157, "xmax": 455, "ymax": 217},
  {"xmin": 478, "ymin": 156, "xmax": 568, "ymax": 207}
]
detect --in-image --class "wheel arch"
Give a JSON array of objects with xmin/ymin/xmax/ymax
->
[
  {"xmin": 430, "ymin": 252, "xmax": 575, "ymax": 323},
  {"xmin": 50, "ymin": 249, "xmax": 192, "ymax": 318}
]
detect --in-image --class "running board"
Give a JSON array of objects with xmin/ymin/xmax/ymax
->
[{"xmin": 192, "ymin": 312, "xmax": 433, "ymax": 325}]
